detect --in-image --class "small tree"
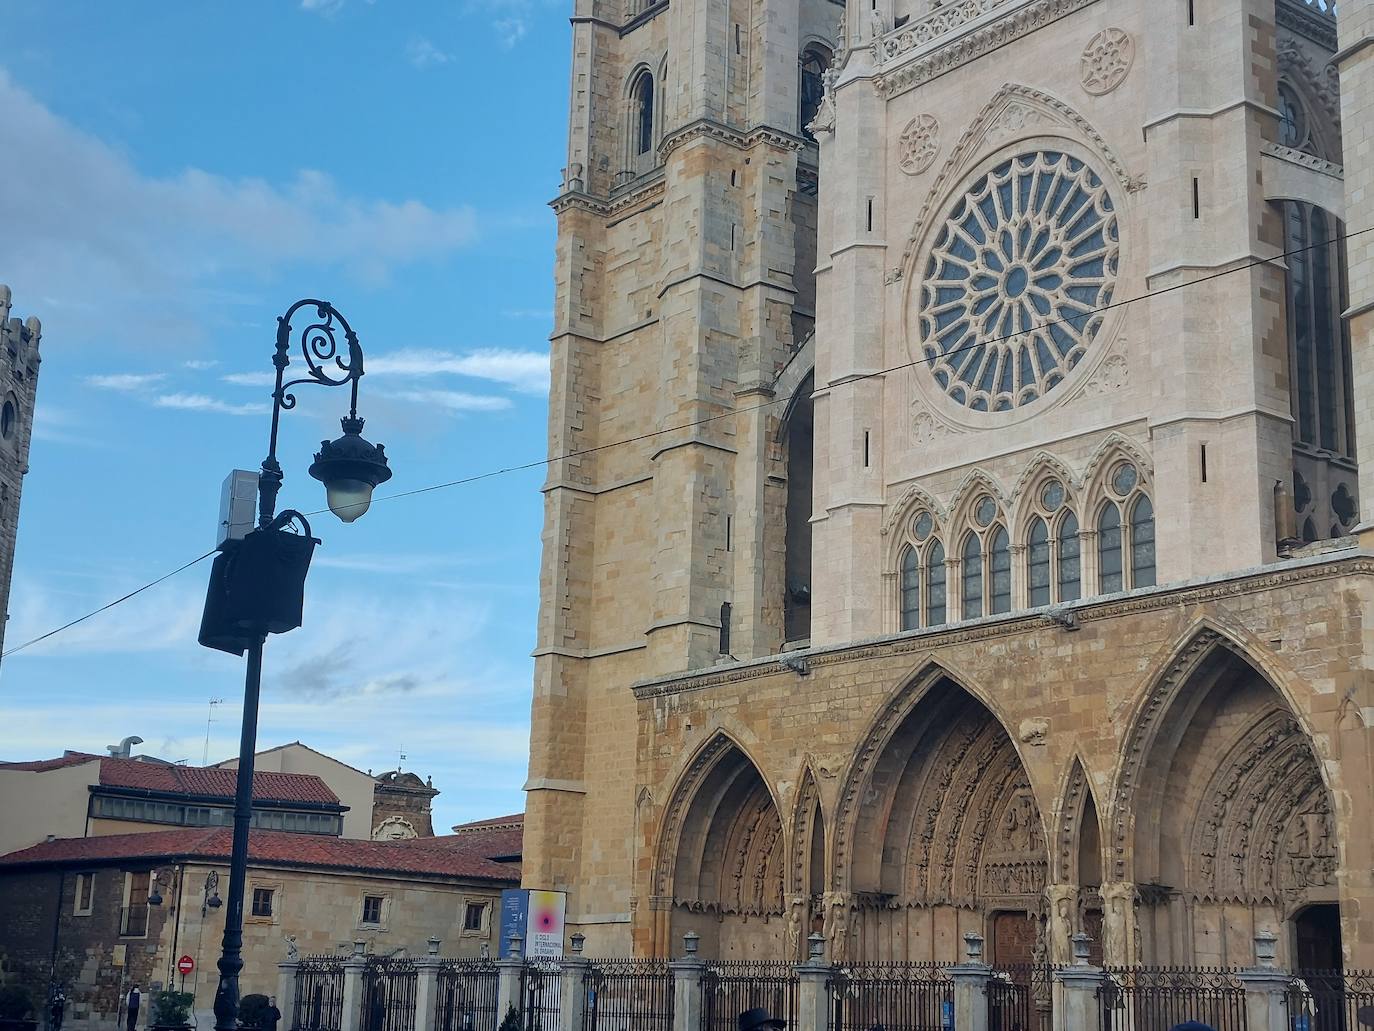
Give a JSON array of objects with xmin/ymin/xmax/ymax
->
[
  {"xmin": 496, "ymin": 1006, "xmax": 521, "ymax": 1031},
  {"xmin": 0, "ymin": 986, "xmax": 34, "ymax": 1022},
  {"xmin": 238, "ymin": 995, "xmax": 271, "ymax": 1029},
  {"xmin": 149, "ymin": 991, "xmax": 194, "ymax": 1028}
]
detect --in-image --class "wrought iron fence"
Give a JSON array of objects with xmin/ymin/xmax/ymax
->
[
  {"xmin": 1099, "ymin": 966, "xmax": 1248, "ymax": 1031},
  {"xmin": 986, "ymin": 965, "xmax": 1053, "ymax": 1031},
  {"xmin": 362, "ymin": 956, "xmax": 419, "ymax": 1031},
  {"xmin": 1286, "ymin": 970, "xmax": 1374, "ymax": 1031},
  {"xmin": 292, "ymin": 955, "xmax": 345, "ymax": 1031},
  {"xmin": 436, "ymin": 960, "xmax": 499, "ymax": 1031},
  {"xmin": 700, "ymin": 961, "xmax": 798, "ymax": 1031},
  {"xmin": 827, "ymin": 962, "xmax": 953, "ymax": 1031},
  {"xmin": 523, "ymin": 963, "xmax": 562, "ymax": 1031},
  {"xmin": 583, "ymin": 959, "xmax": 674, "ymax": 1031}
]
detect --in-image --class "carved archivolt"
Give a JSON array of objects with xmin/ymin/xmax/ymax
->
[{"xmin": 1053, "ymin": 758, "xmax": 1094, "ymax": 884}]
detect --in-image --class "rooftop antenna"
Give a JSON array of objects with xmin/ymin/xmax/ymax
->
[
  {"xmin": 398, "ymin": 745, "xmax": 406, "ymax": 773},
  {"xmin": 203, "ymin": 698, "xmax": 225, "ymax": 765}
]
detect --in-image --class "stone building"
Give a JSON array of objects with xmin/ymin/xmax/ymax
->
[
  {"xmin": 372, "ymin": 770, "xmax": 441, "ymax": 840},
  {"xmin": 0, "ymin": 285, "xmax": 41, "ymax": 661},
  {"xmin": 0, "ymin": 819, "xmax": 519, "ymax": 1031},
  {"xmin": 526, "ymin": 0, "xmax": 1374, "ymax": 972}
]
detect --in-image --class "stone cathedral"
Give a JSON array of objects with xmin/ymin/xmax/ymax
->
[{"xmin": 525, "ymin": 0, "xmax": 1374, "ymax": 972}]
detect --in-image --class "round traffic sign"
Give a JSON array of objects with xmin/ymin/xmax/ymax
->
[{"xmin": 177, "ymin": 956, "xmax": 195, "ymax": 976}]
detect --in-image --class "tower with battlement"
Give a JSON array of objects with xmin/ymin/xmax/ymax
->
[{"xmin": 0, "ymin": 287, "xmax": 41, "ymax": 663}]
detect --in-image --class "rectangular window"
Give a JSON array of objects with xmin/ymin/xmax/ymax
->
[
  {"xmin": 362, "ymin": 895, "xmax": 384, "ymax": 925},
  {"xmin": 251, "ymin": 887, "xmax": 274, "ymax": 918},
  {"xmin": 464, "ymin": 902, "xmax": 486, "ymax": 932},
  {"xmin": 74, "ymin": 872, "xmax": 95, "ymax": 916},
  {"xmin": 121, "ymin": 871, "xmax": 150, "ymax": 937}
]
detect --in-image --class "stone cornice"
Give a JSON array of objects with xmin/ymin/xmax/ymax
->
[
  {"xmin": 1276, "ymin": 0, "xmax": 1338, "ymax": 52},
  {"xmin": 874, "ymin": 0, "xmax": 1100, "ymax": 100},
  {"xmin": 632, "ymin": 550, "xmax": 1370, "ymax": 699},
  {"xmin": 1260, "ymin": 139, "xmax": 1344, "ymax": 180},
  {"xmin": 551, "ymin": 173, "xmax": 666, "ymax": 219},
  {"xmin": 658, "ymin": 118, "xmax": 805, "ymax": 162}
]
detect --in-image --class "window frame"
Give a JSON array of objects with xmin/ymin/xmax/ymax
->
[
  {"xmin": 1020, "ymin": 479, "xmax": 1081, "ymax": 609},
  {"xmin": 462, "ymin": 900, "xmax": 489, "ymax": 936},
  {"xmin": 899, "ymin": 545, "xmax": 921, "ymax": 631},
  {"xmin": 1095, "ymin": 461, "xmax": 1155, "ymax": 593},
  {"xmin": 249, "ymin": 884, "xmax": 278, "ymax": 922},
  {"xmin": 120, "ymin": 870, "xmax": 151, "ymax": 938},
  {"xmin": 360, "ymin": 893, "xmax": 388, "ymax": 928},
  {"xmin": 74, "ymin": 872, "xmax": 95, "ymax": 916}
]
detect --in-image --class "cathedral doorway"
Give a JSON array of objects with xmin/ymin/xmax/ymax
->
[
  {"xmin": 991, "ymin": 912, "xmax": 1038, "ymax": 967},
  {"xmin": 835, "ymin": 670, "xmax": 1049, "ymax": 963},
  {"xmin": 1293, "ymin": 903, "xmax": 1342, "ymax": 972}
]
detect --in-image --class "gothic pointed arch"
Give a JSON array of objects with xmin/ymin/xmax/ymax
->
[
  {"xmin": 1010, "ymin": 452, "xmax": 1081, "ymax": 532},
  {"xmin": 1082, "ymin": 432, "xmax": 1153, "ymax": 499},
  {"xmin": 1108, "ymin": 625, "xmax": 1338, "ymax": 957},
  {"xmin": 946, "ymin": 468, "xmax": 1011, "ymax": 530},
  {"xmin": 653, "ymin": 732, "xmax": 786, "ymax": 957},
  {"xmin": 882, "ymin": 482, "xmax": 948, "ymax": 566},
  {"xmin": 786, "ymin": 762, "xmax": 827, "ymax": 959},
  {"xmin": 831, "ymin": 663, "xmax": 1048, "ymax": 926},
  {"xmin": 1052, "ymin": 755, "xmax": 1102, "ymax": 886}
]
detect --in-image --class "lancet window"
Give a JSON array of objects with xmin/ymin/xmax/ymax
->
[{"xmin": 1097, "ymin": 462, "xmax": 1154, "ymax": 592}]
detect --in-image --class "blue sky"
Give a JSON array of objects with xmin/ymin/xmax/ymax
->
[{"xmin": 0, "ymin": 0, "xmax": 570, "ymax": 830}]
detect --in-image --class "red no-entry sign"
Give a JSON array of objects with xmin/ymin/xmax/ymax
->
[{"xmin": 177, "ymin": 956, "xmax": 195, "ymax": 976}]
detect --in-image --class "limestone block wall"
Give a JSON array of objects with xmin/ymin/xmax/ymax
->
[{"xmin": 0, "ymin": 286, "xmax": 41, "ymax": 661}]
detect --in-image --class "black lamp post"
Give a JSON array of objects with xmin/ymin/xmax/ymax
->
[{"xmin": 198, "ymin": 300, "xmax": 392, "ymax": 1031}]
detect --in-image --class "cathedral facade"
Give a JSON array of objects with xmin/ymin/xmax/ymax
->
[{"xmin": 527, "ymin": 0, "xmax": 1374, "ymax": 971}]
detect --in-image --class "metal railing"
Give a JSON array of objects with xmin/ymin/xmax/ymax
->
[
  {"xmin": 292, "ymin": 955, "xmax": 345, "ymax": 1031},
  {"xmin": 583, "ymin": 959, "xmax": 674, "ymax": 1031},
  {"xmin": 700, "ymin": 961, "xmax": 797, "ymax": 1031},
  {"xmin": 1286, "ymin": 970, "xmax": 1374, "ymax": 1031},
  {"xmin": 436, "ymin": 960, "xmax": 499, "ymax": 1031},
  {"xmin": 827, "ymin": 963, "xmax": 953, "ymax": 1031},
  {"xmin": 523, "ymin": 964, "xmax": 562, "ymax": 1031},
  {"xmin": 987, "ymin": 965, "xmax": 1053, "ymax": 1031},
  {"xmin": 362, "ymin": 956, "xmax": 419, "ymax": 1031},
  {"xmin": 1100, "ymin": 966, "xmax": 1248, "ymax": 1031}
]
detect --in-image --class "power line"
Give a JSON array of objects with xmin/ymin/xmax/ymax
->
[{"xmin": 7, "ymin": 224, "xmax": 1370, "ymax": 660}]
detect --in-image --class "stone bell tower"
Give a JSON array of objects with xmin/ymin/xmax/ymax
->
[
  {"xmin": 0, "ymin": 286, "xmax": 41, "ymax": 664},
  {"xmin": 526, "ymin": 0, "xmax": 843, "ymax": 950}
]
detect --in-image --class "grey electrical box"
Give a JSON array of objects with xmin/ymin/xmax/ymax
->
[{"xmin": 218, "ymin": 470, "xmax": 260, "ymax": 545}]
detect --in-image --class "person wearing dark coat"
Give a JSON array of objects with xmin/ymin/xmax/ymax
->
[
  {"xmin": 1169, "ymin": 1023, "xmax": 1217, "ymax": 1031},
  {"xmin": 49, "ymin": 992, "xmax": 65, "ymax": 1031},
  {"xmin": 263, "ymin": 997, "xmax": 282, "ymax": 1031},
  {"xmin": 738, "ymin": 1009, "xmax": 785, "ymax": 1031},
  {"xmin": 125, "ymin": 987, "xmax": 141, "ymax": 1031}
]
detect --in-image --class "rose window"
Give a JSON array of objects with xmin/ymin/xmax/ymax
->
[{"xmin": 919, "ymin": 151, "xmax": 1120, "ymax": 412}]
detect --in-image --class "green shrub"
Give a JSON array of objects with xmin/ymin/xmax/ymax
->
[
  {"xmin": 238, "ymin": 994, "xmax": 271, "ymax": 1029},
  {"xmin": 150, "ymin": 991, "xmax": 194, "ymax": 1027},
  {"xmin": 0, "ymin": 986, "xmax": 34, "ymax": 1022},
  {"xmin": 496, "ymin": 1006, "xmax": 521, "ymax": 1031}
]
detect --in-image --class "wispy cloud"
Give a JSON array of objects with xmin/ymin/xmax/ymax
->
[
  {"xmin": 153, "ymin": 393, "xmax": 268, "ymax": 417},
  {"xmin": 392, "ymin": 389, "xmax": 512, "ymax": 413},
  {"xmin": 300, "ymin": 0, "xmax": 346, "ymax": 14},
  {"xmin": 85, "ymin": 372, "xmax": 167, "ymax": 391},
  {"xmin": 406, "ymin": 37, "xmax": 451, "ymax": 69},
  {"xmin": 222, "ymin": 347, "xmax": 549, "ymax": 396},
  {"xmin": 493, "ymin": 17, "xmax": 527, "ymax": 46},
  {"xmin": 502, "ymin": 308, "xmax": 553, "ymax": 321},
  {"xmin": 0, "ymin": 69, "xmax": 478, "ymax": 347},
  {"xmin": 183, "ymin": 359, "xmax": 219, "ymax": 370}
]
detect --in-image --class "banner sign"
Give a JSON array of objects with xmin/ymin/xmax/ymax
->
[{"xmin": 497, "ymin": 889, "xmax": 567, "ymax": 959}]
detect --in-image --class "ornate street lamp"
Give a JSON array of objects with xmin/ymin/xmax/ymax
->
[{"xmin": 198, "ymin": 300, "xmax": 392, "ymax": 1031}]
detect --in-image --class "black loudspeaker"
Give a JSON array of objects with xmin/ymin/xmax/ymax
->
[{"xmin": 198, "ymin": 527, "xmax": 320, "ymax": 655}]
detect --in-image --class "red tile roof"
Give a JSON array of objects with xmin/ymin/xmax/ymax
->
[
  {"xmin": 451, "ymin": 813, "xmax": 524, "ymax": 832},
  {"xmin": 96, "ymin": 757, "xmax": 340, "ymax": 806},
  {"xmin": 1, "ymin": 754, "xmax": 340, "ymax": 807},
  {"xmin": 0, "ymin": 828, "xmax": 519, "ymax": 883}
]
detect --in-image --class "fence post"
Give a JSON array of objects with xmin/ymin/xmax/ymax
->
[
  {"xmin": 559, "ymin": 934, "xmax": 590, "ymax": 1031},
  {"xmin": 1053, "ymin": 933, "xmax": 1104, "ymax": 1031},
  {"xmin": 794, "ymin": 933, "xmax": 831, "ymax": 1031},
  {"xmin": 414, "ymin": 937, "xmax": 443, "ymax": 1031},
  {"xmin": 341, "ymin": 942, "xmax": 368, "ymax": 1031},
  {"xmin": 1236, "ymin": 931, "xmax": 1291, "ymax": 1031},
  {"xmin": 669, "ymin": 932, "xmax": 704, "ymax": 1031},
  {"xmin": 276, "ymin": 961, "xmax": 299, "ymax": 1027},
  {"xmin": 497, "ymin": 935, "xmax": 525, "ymax": 1024},
  {"xmin": 946, "ymin": 932, "xmax": 992, "ymax": 1031}
]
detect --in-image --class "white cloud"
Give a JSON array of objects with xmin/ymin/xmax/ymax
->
[
  {"xmin": 153, "ymin": 393, "xmax": 268, "ymax": 416},
  {"xmin": 406, "ymin": 37, "xmax": 451, "ymax": 69},
  {"xmin": 0, "ymin": 69, "xmax": 478, "ymax": 347},
  {"xmin": 223, "ymin": 347, "xmax": 550, "ymax": 395},
  {"xmin": 85, "ymin": 372, "xmax": 167, "ymax": 391},
  {"xmin": 392, "ymin": 389, "xmax": 512, "ymax": 413},
  {"xmin": 300, "ymin": 0, "xmax": 345, "ymax": 13},
  {"xmin": 493, "ymin": 17, "xmax": 527, "ymax": 46},
  {"xmin": 183, "ymin": 359, "xmax": 220, "ymax": 370}
]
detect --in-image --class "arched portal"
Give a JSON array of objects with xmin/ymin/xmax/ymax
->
[
  {"xmin": 1112, "ymin": 631, "xmax": 1339, "ymax": 967},
  {"xmin": 835, "ymin": 671, "xmax": 1049, "ymax": 963},
  {"xmin": 787, "ymin": 766, "xmax": 827, "ymax": 960},
  {"xmin": 657, "ymin": 735, "xmax": 785, "ymax": 958}
]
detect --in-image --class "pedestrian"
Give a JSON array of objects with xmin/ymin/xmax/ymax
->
[
  {"xmin": 125, "ymin": 986, "xmax": 141, "ymax": 1031},
  {"xmin": 49, "ymin": 991, "xmax": 65, "ymax": 1031},
  {"xmin": 1168, "ymin": 1023, "xmax": 1216, "ymax": 1031},
  {"xmin": 737, "ymin": 1008, "xmax": 785, "ymax": 1031},
  {"xmin": 263, "ymin": 997, "xmax": 282, "ymax": 1031}
]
